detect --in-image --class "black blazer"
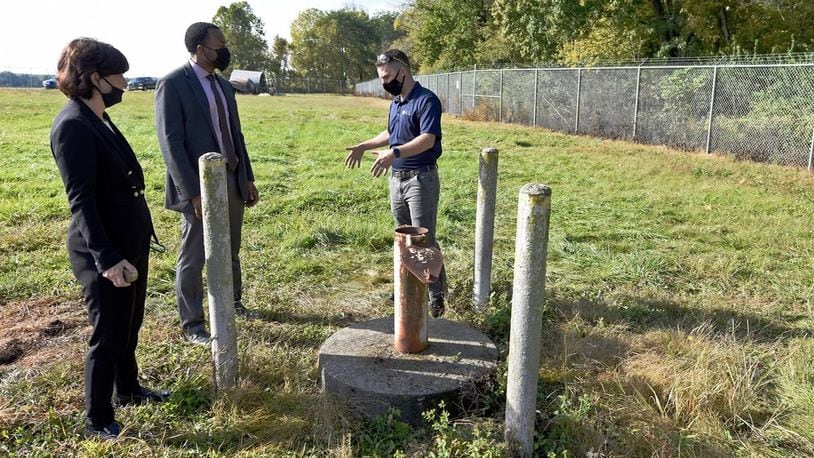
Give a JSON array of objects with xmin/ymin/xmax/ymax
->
[
  {"xmin": 155, "ymin": 62, "xmax": 255, "ymax": 212},
  {"xmin": 50, "ymin": 99, "xmax": 154, "ymax": 272}
]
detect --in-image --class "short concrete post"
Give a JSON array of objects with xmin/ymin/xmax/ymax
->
[
  {"xmin": 394, "ymin": 228, "xmax": 429, "ymax": 353},
  {"xmin": 504, "ymin": 184, "xmax": 552, "ymax": 457},
  {"xmin": 199, "ymin": 153, "xmax": 238, "ymax": 390},
  {"xmin": 473, "ymin": 147, "xmax": 499, "ymax": 309}
]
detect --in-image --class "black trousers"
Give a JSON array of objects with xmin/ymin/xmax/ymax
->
[{"xmin": 70, "ymin": 250, "xmax": 147, "ymax": 427}]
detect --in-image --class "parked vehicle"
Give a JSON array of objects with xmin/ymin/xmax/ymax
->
[
  {"xmin": 42, "ymin": 78, "xmax": 57, "ymax": 89},
  {"xmin": 127, "ymin": 76, "xmax": 157, "ymax": 91}
]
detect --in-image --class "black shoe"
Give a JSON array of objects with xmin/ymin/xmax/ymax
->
[
  {"xmin": 388, "ymin": 292, "xmax": 394, "ymax": 303},
  {"xmin": 84, "ymin": 420, "xmax": 121, "ymax": 440},
  {"xmin": 429, "ymin": 297, "xmax": 445, "ymax": 318},
  {"xmin": 115, "ymin": 387, "xmax": 171, "ymax": 407},
  {"xmin": 185, "ymin": 329, "xmax": 210, "ymax": 345},
  {"xmin": 234, "ymin": 303, "xmax": 260, "ymax": 319}
]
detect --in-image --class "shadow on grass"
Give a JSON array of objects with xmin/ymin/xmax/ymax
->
[
  {"xmin": 552, "ymin": 294, "xmax": 813, "ymax": 343},
  {"xmin": 477, "ymin": 276, "xmax": 811, "ymax": 344}
]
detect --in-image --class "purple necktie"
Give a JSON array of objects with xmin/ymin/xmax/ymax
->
[{"xmin": 207, "ymin": 74, "xmax": 238, "ymax": 170}]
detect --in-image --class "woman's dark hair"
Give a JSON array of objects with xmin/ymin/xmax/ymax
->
[{"xmin": 56, "ymin": 38, "xmax": 129, "ymax": 99}]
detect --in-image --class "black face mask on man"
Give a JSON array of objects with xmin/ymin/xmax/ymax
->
[
  {"xmin": 382, "ymin": 68, "xmax": 405, "ymax": 96},
  {"xmin": 98, "ymin": 76, "xmax": 123, "ymax": 108},
  {"xmin": 204, "ymin": 45, "xmax": 231, "ymax": 71}
]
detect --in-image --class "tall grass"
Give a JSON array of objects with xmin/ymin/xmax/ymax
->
[{"xmin": 0, "ymin": 88, "xmax": 813, "ymax": 456}]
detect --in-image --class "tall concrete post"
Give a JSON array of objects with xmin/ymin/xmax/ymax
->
[
  {"xmin": 199, "ymin": 153, "xmax": 238, "ymax": 390},
  {"xmin": 504, "ymin": 184, "xmax": 552, "ymax": 457},
  {"xmin": 473, "ymin": 147, "xmax": 499, "ymax": 309}
]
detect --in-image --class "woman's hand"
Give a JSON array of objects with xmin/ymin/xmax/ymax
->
[{"xmin": 102, "ymin": 259, "xmax": 138, "ymax": 288}]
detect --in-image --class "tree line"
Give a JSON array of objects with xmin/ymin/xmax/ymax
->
[
  {"xmin": 212, "ymin": 2, "xmax": 402, "ymax": 85},
  {"xmin": 209, "ymin": 1, "xmax": 814, "ymax": 83}
]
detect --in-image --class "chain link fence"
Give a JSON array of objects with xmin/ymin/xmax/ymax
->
[
  {"xmin": 275, "ymin": 77, "xmax": 351, "ymax": 95},
  {"xmin": 355, "ymin": 62, "xmax": 814, "ymax": 170}
]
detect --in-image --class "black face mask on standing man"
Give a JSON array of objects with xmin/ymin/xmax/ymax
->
[
  {"xmin": 382, "ymin": 68, "xmax": 405, "ymax": 97},
  {"xmin": 204, "ymin": 45, "xmax": 231, "ymax": 71}
]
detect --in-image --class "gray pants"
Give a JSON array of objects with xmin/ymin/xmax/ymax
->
[
  {"xmin": 176, "ymin": 171, "xmax": 244, "ymax": 334},
  {"xmin": 389, "ymin": 167, "xmax": 446, "ymax": 300}
]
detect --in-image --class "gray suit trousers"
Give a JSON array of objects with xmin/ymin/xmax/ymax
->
[{"xmin": 176, "ymin": 171, "xmax": 244, "ymax": 333}]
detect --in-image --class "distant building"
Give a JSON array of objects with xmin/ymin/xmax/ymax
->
[{"xmin": 229, "ymin": 70, "xmax": 270, "ymax": 95}]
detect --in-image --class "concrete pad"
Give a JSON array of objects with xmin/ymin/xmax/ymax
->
[{"xmin": 318, "ymin": 316, "xmax": 498, "ymax": 425}]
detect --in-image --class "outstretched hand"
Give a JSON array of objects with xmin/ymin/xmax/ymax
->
[
  {"xmin": 370, "ymin": 149, "xmax": 395, "ymax": 178},
  {"xmin": 344, "ymin": 144, "xmax": 366, "ymax": 169}
]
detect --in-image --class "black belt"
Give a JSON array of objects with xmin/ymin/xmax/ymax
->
[{"xmin": 391, "ymin": 164, "xmax": 437, "ymax": 180}]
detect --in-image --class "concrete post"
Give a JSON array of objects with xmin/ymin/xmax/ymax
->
[
  {"xmin": 473, "ymin": 148, "xmax": 499, "ymax": 309},
  {"xmin": 199, "ymin": 153, "xmax": 238, "ymax": 390},
  {"xmin": 504, "ymin": 184, "xmax": 552, "ymax": 457}
]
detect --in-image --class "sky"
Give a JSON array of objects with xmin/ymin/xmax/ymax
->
[{"xmin": 1, "ymin": 0, "xmax": 398, "ymax": 77}]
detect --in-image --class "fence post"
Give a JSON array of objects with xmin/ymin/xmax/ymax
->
[
  {"xmin": 459, "ymin": 72, "xmax": 463, "ymax": 115},
  {"xmin": 533, "ymin": 69, "xmax": 538, "ymax": 127},
  {"xmin": 199, "ymin": 153, "xmax": 238, "ymax": 391},
  {"xmin": 808, "ymin": 126, "xmax": 814, "ymax": 171},
  {"xmin": 705, "ymin": 66, "xmax": 719, "ymax": 154},
  {"xmin": 499, "ymin": 69, "xmax": 504, "ymax": 123},
  {"xmin": 574, "ymin": 68, "xmax": 582, "ymax": 134},
  {"xmin": 633, "ymin": 66, "xmax": 642, "ymax": 140},
  {"xmin": 473, "ymin": 65, "xmax": 477, "ymax": 111},
  {"xmin": 446, "ymin": 73, "xmax": 450, "ymax": 113},
  {"xmin": 473, "ymin": 148, "xmax": 499, "ymax": 309},
  {"xmin": 504, "ymin": 184, "xmax": 551, "ymax": 458}
]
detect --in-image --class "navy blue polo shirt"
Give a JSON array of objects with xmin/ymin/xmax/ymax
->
[{"xmin": 388, "ymin": 82, "xmax": 442, "ymax": 171}]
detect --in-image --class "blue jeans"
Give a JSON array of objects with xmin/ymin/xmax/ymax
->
[{"xmin": 389, "ymin": 167, "xmax": 446, "ymax": 300}]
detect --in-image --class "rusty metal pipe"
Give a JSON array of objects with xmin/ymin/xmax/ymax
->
[{"xmin": 393, "ymin": 226, "xmax": 444, "ymax": 353}]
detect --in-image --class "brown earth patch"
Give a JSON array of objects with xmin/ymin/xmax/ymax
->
[{"xmin": 0, "ymin": 296, "xmax": 87, "ymax": 370}]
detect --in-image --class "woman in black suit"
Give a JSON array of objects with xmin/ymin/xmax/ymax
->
[{"xmin": 50, "ymin": 38, "xmax": 169, "ymax": 440}]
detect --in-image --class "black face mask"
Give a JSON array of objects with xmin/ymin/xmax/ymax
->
[
  {"xmin": 204, "ymin": 45, "xmax": 231, "ymax": 71},
  {"xmin": 99, "ymin": 77, "xmax": 123, "ymax": 108},
  {"xmin": 382, "ymin": 69, "xmax": 404, "ymax": 96}
]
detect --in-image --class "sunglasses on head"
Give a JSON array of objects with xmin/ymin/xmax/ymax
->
[{"xmin": 376, "ymin": 54, "xmax": 408, "ymax": 67}]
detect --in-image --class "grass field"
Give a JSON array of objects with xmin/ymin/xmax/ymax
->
[{"xmin": 1, "ymin": 87, "xmax": 813, "ymax": 456}]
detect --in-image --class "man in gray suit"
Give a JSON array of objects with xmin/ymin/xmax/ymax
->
[{"xmin": 155, "ymin": 22, "xmax": 260, "ymax": 345}]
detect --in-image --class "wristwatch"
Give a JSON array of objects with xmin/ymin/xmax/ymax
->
[{"xmin": 392, "ymin": 147, "xmax": 401, "ymax": 158}]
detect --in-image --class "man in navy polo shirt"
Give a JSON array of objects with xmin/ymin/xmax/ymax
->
[{"xmin": 344, "ymin": 49, "xmax": 447, "ymax": 317}]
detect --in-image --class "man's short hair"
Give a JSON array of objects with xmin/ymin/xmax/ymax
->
[
  {"xmin": 376, "ymin": 49, "xmax": 410, "ymax": 69},
  {"xmin": 185, "ymin": 22, "xmax": 219, "ymax": 52}
]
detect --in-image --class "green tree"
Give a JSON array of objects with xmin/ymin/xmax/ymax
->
[
  {"xmin": 396, "ymin": 0, "xmax": 489, "ymax": 72},
  {"xmin": 290, "ymin": 9, "xmax": 335, "ymax": 78},
  {"xmin": 213, "ymin": 1, "xmax": 270, "ymax": 75},
  {"xmin": 270, "ymin": 35, "xmax": 290, "ymax": 77},
  {"xmin": 490, "ymin": 0, "xmax": 601, "ymax": 64},
  {"xmin": 371, "ymin": 11, "xmax": 405, "ymax": 52},
  {"xmin": 290, "ymin": 8, "xmax": 397, "ymax": 82}
]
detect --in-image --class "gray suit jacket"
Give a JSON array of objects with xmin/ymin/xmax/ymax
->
[{"xmin": 155, "ymin": 62, "xmax": 255, "ymax": 212}]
